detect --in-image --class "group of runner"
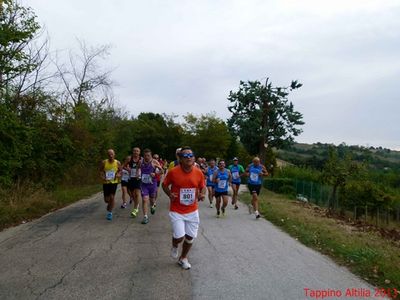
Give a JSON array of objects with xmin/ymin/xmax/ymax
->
[
  {"xmin": 100, "ymin": 146, "xmax": 268, "ymax": 269},
  {"xmin": 100, "ymin": 147, "xmax": 165, "ymax": 223}
]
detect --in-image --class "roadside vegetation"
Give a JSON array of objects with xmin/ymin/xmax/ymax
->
[{"xmin": 0, "ymin": 184, "xmax": 100, "ymax": 230}]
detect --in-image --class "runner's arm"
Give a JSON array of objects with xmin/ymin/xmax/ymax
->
[
  {"xmin": 245, "ymin": 164, "xmax": 251, "ymax": 177},
  {"xmin": 162, "ymin": 182, "xmax": 177, "ymax": 201},
  {"xmin": 239, "ymin": 165, "xmax": 245, "ymax": 177},
  {"xmin": 116, "ymin": 161, "xmax": 122, "ymax": 178},
  {"xmin": 212, "ymin": 170, "xmax": 219, "ymax": 183},
  {"xmin": 198, "ymin": 187, "xmax": 206, "ymax": 201},
  {"xmin": 153, "ymin": 160, "xmax": 164, "ymax": 175},
  {"xmin": 261, "ymin": 165, "xmax": 269, "ymax": 176}
]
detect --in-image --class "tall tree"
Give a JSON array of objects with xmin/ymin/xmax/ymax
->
[
  {"xmin": 55, "ymin": 39, "xmax": 114, "ymax": 118},
  {"xmin": 227, "ymin": 78, "xmax": 304, "ymax": 163}
]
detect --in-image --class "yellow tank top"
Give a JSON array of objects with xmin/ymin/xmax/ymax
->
[{"xmin": 103, "ymin": 159, "xmax": 119, "ymax": 184}]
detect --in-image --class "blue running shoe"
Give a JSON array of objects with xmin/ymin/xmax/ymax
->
[{"xmin": 107, "ymin": 212, "xmax": 113, "ymax": 221}]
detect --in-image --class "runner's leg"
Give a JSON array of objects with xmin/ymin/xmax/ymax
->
[
  {"xmin": 121, "ymin": 185, "xmax": 128, "ymax": 208},
  {"xmin": 180, "ymin": 235, "xmax": 193, "ymax": 259},
  {"xmin": 142, "ymin": 194, "xmax": 150, "ymax": 223},
  {"xmin": 232, "ymin": 184, "xmax": 238, "ymax": 205},
  {"xmin": 222, "ymin": 194, "xmax": 228, "ymax": 216},
  {"xmin": 207, "ymin": 186, "xmax": 214, "ymax": 207},
  {"xmin": 252, "ymin": 192, "xmax": 260, "ymax": 218},
  {"xmin": 216, "ymin": 195, "xmax": 221, "ymax": 217}
]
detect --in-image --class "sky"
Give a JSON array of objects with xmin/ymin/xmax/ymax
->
[{"xmin": 23, "ymin": 0, "xmax": 400, "ymax": 150}]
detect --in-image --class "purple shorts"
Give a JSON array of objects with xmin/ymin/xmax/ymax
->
[{"xmin": 141, "ymin": 183, "xmax": 157, "ymax": 198}]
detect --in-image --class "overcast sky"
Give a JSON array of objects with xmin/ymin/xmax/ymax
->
[{"xmin": 24, "ymin": 0, "xmax": 400, "ymax": 150}]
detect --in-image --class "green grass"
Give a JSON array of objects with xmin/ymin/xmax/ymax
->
[
  {"xmin": 241, "ymin": 189, "xmax": 400, "ymax": 291},
  {"xmin": 0, "ymin": 184, "xmax": 101, "ymax": 231}
]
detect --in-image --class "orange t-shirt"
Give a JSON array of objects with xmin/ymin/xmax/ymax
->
[{"xmin": 163, "ymin": 166, "xmax": 206, "ymax": 214}]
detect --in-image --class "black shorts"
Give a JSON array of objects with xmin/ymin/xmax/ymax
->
[
  {"xmin": 248, "ymin": 184, "xmax": 261, "ymax": 195},
  {"xmin": 121, "ymin": 180, "xmax": 129, "ymax": 187},
  {"xmin": 232, "ymin": 182, "xmax": 241, "ymax": 187},
  {"xmin": 128, "ymin": 178, "xmax": 141, "ymax": 190},
  {"xmin": 215, "ymin": 191, "xmax": 228, "ymax": 198},
  {"xmin": 103, "ymin": 183, "xmax": 118, "ymax": 196}
]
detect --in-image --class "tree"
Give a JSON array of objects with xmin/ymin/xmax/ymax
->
[
  {"xmin": 0, "ymin": 0, "xmax": 43, "ymax": 97},
  {"xmin": 322, "ymin": 147, "xmax": 363, "ymax": 211},
  {"xmin": 182, "ymin": 112, "xmax": 231, "ymax": 159},
  {"xmin": 227, "ymin": 78, "xmax": 304, "ymax": 163},
  {"xmin": 127, "ymin": 113, "xmax": 182, "ymax": 159},
  {"xmin": 55, "ymin": 40, "xmax": 114, "ymax": 118}
]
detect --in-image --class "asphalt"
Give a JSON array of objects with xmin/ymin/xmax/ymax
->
[{"xmin": 0, "ymin": 186, "xmax": 381, "ymax": 300}]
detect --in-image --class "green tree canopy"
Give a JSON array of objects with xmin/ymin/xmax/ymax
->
[
  {"xmin": 128, "ymin": 112, "xmax": 182, "ymax": 159},
  {"xmin": 227, "ymin": 78, "xmax": 304, "ymax": 163},
  {"xmin": 0, "ymin": 0, "xmax": 40, "ymax": 93},
  {"xmin": 182, "ymin": 112, "xmax": 231, "ymax": 159}
]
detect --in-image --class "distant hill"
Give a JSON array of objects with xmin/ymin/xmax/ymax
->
[{"xmin": 276, "ymin": 142, "xmax": 400, "ymax": 171}]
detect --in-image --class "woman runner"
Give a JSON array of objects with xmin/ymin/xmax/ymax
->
[{"xmin": 213, "ymin": 160, "xmax": 232, "ymax": 218}]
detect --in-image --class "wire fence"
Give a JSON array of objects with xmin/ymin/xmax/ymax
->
[{"xmin": 263, "ymin": 178, "xmax": 400, "ymax": 227}]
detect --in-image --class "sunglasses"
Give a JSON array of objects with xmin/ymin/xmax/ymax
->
[{"xmin": 180, "ymin": 153, "xmax": 194, "ymax": 158}]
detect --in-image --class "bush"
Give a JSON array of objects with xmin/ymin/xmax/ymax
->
[
  {"xmin": 275, "ymin": 166, "xmax": 321, "ymax": 182},
  {"xmin": 278, "ymin": 184, "xmax": 296, "ymax": 196},
  {"xmin": 263, "ymin": 178, "xmax": 294, "ymax": 193}
]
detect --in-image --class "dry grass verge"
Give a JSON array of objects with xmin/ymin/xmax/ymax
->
[{"xmin": 0, "ymin": 183, "xmax": 100, "ymax": 230}]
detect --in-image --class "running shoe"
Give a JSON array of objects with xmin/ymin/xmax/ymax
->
[
  {"xmin": 121, "ymin": 202, "xmax": 127, "ymax": 209},
  {"xmin": 150, "ymin": 204, "xmax": 156, "ymax": 215},
  {"xmin": 234, "ymin": 205, "xmax": 239, "ymax": 210},
  {"xmin": 221, "ymin": 208, "xmax": 226, "ymax": 217},
  {"xmin": 255, "ymin": 211, "xmax": 261, "ymax": 219},
  {"xmin": 141, "ymin": 215, "xmax": 149, "ymax": 224},
  {"xmin": 178, "ymin": 258, "xmax": 191, "ymax": 270},
  {"xmin": 106, "ymin": 212, "xmax": 113, "ymax": 221},
  {"xmin": 171, "ymin": 247, "xmax": 179, "ymax": 259},
  {"xmin": 131, "ymin": 208, "xmax": 138, "ymax": 218},
  {"xmin": 216, "ymin": 211, "xmax": 220, "ymax": 218},
  {"xmin": 209, "ymin": 203, "xmax": 213, "ymax": 208}
]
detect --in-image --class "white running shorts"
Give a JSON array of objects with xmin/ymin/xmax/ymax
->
[{"xmin": 169, "ymin": 210, "xmax": 200, "ymax": 239}]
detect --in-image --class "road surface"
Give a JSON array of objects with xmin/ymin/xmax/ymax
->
[{"xmin": 0, "ymin": 187, "xmax": 378, "ymax": 300}]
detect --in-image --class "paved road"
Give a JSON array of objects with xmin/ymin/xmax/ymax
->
[{"xmin": 0, "ymin": 187, "xmax": 379, "ymax": 300}]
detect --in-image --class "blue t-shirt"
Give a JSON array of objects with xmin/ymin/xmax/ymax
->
[
  {"xmin": 206, "ymin": 166, "xmax": 218, "ymax": 186},
  {"xmin": 248, "ymin": 164, "xmax": 263, "ymax": 185},
  {"xmin": 228, "ymin": 164, "xmax": 245, "ymax": 184},
  {"xmin": 215, "ymin": 169, "xmax": 229, "ymax": 193}
]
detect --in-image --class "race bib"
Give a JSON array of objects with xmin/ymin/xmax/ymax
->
[
  {"xmin": 121, "ymin": 170, "xmax": 129, "ymax": 181},
  {"xmin": 232, "ymin": 172, "xmax": 239, "ymax": 180},
  {"xmin": 180, "ymin": 188, "xmax": 196, "ymax": 206},
  {"xmin": 105, "ymin": 170, "xmax": 115, "ymax": 181},
  {"xmin": 209, "ymin": 174, "xmax": 213, "ymax": 182},
  {"xmin": 218, "ymin": 180, "xmax": 227, "ymax": 189},
  {"xmin": 250, "ymin": 172, "xmax": 259, "ymax": 182},
  {"xmin": 130, "ymin": 168, "xmax": 137, "ymax": 178},
  {"xmin": 141, "ymin": 174, "xmax": 153, "ymax": 184}
]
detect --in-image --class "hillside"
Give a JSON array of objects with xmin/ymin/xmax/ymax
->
[{"xmin": 277, "ymin": 142, "xmax": 400, "ymax": 172}]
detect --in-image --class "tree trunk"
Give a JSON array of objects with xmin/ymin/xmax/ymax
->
[
  {"xmin": 259, "ymin": 139, "xmax": 266, "ymax": 164},
  {"xmin": 329, "ymin": 185, "xmax": 338, "ymax": 211},
  {"xmin": 258, "ymin": 78, "xmax": 269, "ymax": 164}
]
